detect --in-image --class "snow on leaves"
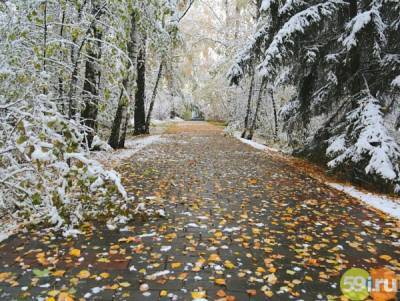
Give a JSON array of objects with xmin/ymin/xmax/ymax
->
[
  {"xmin": 257, "ymin": 0, "xmax": 345, "ymax": 78},
  {"xmin": 341, "ymin": 1, "xmax": 386, "ymax": 53},
  {"xmin": 327, "ymin": 92, "xmax": 400, "ymax": 188}
]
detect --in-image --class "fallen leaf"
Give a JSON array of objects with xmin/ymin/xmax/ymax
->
[
  {"xmin": 77, "ymin": 270, "xmax": 90, "ymax": 279},
  {"xmin": 69, "ymin": 248, "xmax": 81, "ymax": 257}
]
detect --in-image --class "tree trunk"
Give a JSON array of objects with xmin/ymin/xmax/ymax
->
[
  {"xmin": 134, "ymin": 36, "xmax": 147, "ymax": 136},
  {"xmin": 108, "ymin": 86, "xmax": 126, "ymax": 148},
  {"xmin": 347, "ymin": 0, "xmax": 361, "ymax": 98},
  {"xmin": 58, "ymin": 10, "xmax": 66, "ymax": 114},
  {"xmin": 247, "ymin": 79, "xmax": 265, "ymax": 140},
  {"xmin": 42, "ymin": 1, "xmax": 47, "ymax": 73},
  {"xmin": 241, "ymin": 70, "xmax": 255, "ymax": 138},
  {"xmin": 108, "ymin": 12, "xmax": 139, "ymax": 148},
  {"xmin": 269, "ymin": 88, "xmax": 278, "ymax": 141},
  {"xmin": 145, "ymin": 61, "xmax": 163, "ymax": 134},
  {"xmin": 118, "ymin": 109, "xmax": 130, "ymax": 148},
  {"xmin": 81, "ymin": 4, "xmax": 102, "ymax": 148},
  {"xmin": 67, "ymin": 3, "xmax": 86, "ymax": 120}
]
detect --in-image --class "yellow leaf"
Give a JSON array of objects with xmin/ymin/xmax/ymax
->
[
  {"xmin": 379, "ymin": 255, "xmax": 392, "ymax": 261},
  {"xmin": 248, "ymin": 179, "xmax": 257, "ymax": 185},
  {"xmin": 215, "ymin": 278, "xmax": 226, "ymax": 285},
  {"xmin": 256, "ymin": 267, "xmax": 266, "ymax": 273},
  {"xmin": 0, "ymin": 272, "xmax": 12, "ymax": 281},
  {"xmin": 208, "ymin": 253, "xmax": 221, "ymax": 262},
  {"xmin": 57, "ymin": 292, "xmax": 74, "ymax": 301},
  {"xmin": 109, "ymin": 284, "xmax": 119, "ymax": 290},
  {"xmin": 171, "ymin": 262, "xmax": 182, "ymax": 269},
  {"xmin": 160, "ymin": 290, "xmax": 168, "ymax": 297},
  {"xmin": 268, "ymin": 267, "xmax": 276, "ymax": 273},
  {"xmin": 69, "ymin": 277, "xmax": 79, "ymax": 286},
  {"xmin": 165, "ymin": 233, "xmax": 177, "ymax": 240},
  {"xmin": 100, "ymin": 272, "xmax": 110, "ymax": 279},
  {"xmin": 267, "ymin": 273, "xmax": 278, "ymax": 285},
  {"xmin": 304, "ymin": 235, "xmax": 313, "ymax": 242},
  {"xmin": 97, "ymin": 258, "xmax": 110, "ymax": 263},
  {"xmin": 48, "ymin": 290, "xmax": 60, "ymax": 297},
  {"xmin": 191, "ymin": 291, "xmax": 206, "ymax": 299},
  {"xmin": 120, "ymin": 282, "xmax": 131, "ymax": 288},
  {"xmin": 264, "ymin": 290, "xmax": 274, "ymax": 297},
  {"xmin": 214, "ymin": 231, "xmax": 223, "ymax": 238},
  {"xmin": 52, "ymin": 270, "xmax": 66, "ymax": 277},
  {"xmin": 238, "ymin": 272, "xmax": 246, "ymax": 278},
  {"xmin": 77, "ymin": 270, "xmax": 90, "ymax": 279},
  {"xmin": 224, "ymin": 260, "xmax": 235, "ymax": 269},
  {"xmin": 69, "ymin": 249, "xmax": 81, "ymax": 257}
]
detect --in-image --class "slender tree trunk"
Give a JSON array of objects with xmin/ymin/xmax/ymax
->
[
  {"xmin": 58, "ymin": 10, "xmax": 66, "ymax": 114},
  {"xmin": 81, "ymin": 2, "xmax": 103, "ymax": 148},
  {"xmin": 109, "ymin": 12, "xmax": 139, "ymax": 148},
  {"xmin": 395, "ymin": 114, "xmax": 400, "ymax": 131},
  {"xmin": 247, "ymin": 80, "xmax": 265, "ymax": 140},
  {"xmin": 42, "ymin": 1, "xmax": 48, "ymax": 95},
  {"xmin": 347, "ymin": 0, "xmax": 361, "ymax": 98},
  {"xmin": 43, "ymin": 1, "xmax": 47, "ymax": 73},
  {"xmin": 145, "ymin": 61, "xmax": 163, "ymax": 134},
  {"xmin": 118, "ymin": 109, "xmax": 130, "ymax": 148},
  {"xmin": 234, "ymin": 3, "xmax": 240, "ymax": 39},
  {"xmin": 67, "ymin": 3, "xmax": 86, "ymax": 119},
  {"xmin": 108, "ymin": 86, "xmax": 126, "ymax": 148},
  {"xmin": 269, "ymin": 88, "xmax": 278, "ymax": 141},
  {"xmin": 134, "ymin": 36, "xmax": 147, "ymax": 136},
  {"xmin": 81, "ymin": 36, "xmax": 102, "ymax": 148},
  {"xmin": 241, "ymin": 69, "xmax": 255, "ymax": 138}
]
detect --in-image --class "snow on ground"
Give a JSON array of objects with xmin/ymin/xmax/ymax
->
[
  {"xmin": 92, "ymin": 135, "xmax": 167, "ymax": 163},
  {"xmin": 0, "ymin": 218, "xmax": 21, "ymax": 243},
  {"xmin": 234, "ymin": 132, "xmax": 279, "ymax": 152},
  {"xmin": 328, "ymin": 183, "xmax": 400, "ymax": 219},
  {"xmin": 132, "ymin": 117, "xmax": 184, "ymax": 126}
]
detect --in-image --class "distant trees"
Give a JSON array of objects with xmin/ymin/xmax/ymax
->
[{"xmin": 229, "ymin": 0, "xmax": 400, "ymax": 193}]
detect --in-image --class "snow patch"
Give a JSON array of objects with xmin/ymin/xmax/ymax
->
[
  {"xmin": 328, "ymin": 183, "xmax": 400, "ymax": 219},
  {"xmin": 234, "ymin": 132, "xmax": 278, "ymax": 152},
  {"xmin": 93, "ymin": 135, "xmax": 167, "ymax": 163}
]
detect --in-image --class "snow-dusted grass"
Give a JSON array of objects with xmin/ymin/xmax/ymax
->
[
  {"xmin": 328, "ymin": 183, "xmax": 400, "ymax": 219},
  {"xmin": 0, "ymin": 217, "xmax": 22, "ymax": 243},
  {"xmin": 93, "ymin": 135, "xmax": 167, "ymax": 163},
  {"xmin": 233, "ymin": 132, "xmax": 279, "ymax": 152}
]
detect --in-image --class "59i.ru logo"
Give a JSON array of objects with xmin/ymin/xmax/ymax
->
[{"xmin": 340, "ymin": 268, "xmax": 399, "ymax": 301}]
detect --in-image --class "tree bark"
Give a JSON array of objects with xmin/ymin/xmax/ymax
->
[
  {"xmin": 108, "ymin": 85, "xmax": 126, "ymax": 149},
  {"xmin": 145, "ymin": 61, "xmax": 163, "ymax": 134},
  {"xmin": 108, "ymin": 12, "xmax": 139, "ymax": 148},
  {"xmin": 134, "ymin": 36, "xmax": 147, "ymax": 136},
  {"xmin": 247, "ymin": 79, "xmax": 265, "ymax": 140},
  {"xmin": 269, "ymin": 87, "xmax": 278, "ymax": 141},
  {"xmin": 118, "ymin": 108, "xmax": 130, "ymax": 148},
  {"xmin": 43, "ymin": 1, "xmax": 47, "ymax": 73},
  {"xmin": 58, "ymin": 10, "xmax": 66, "ymax": 114},
  {"xmin": 241, "ymin": 69, "xmax": 255, "ymax": 138},
  {"xmin": 81, "ymin": 3, "xmax": 102, "ymax": 148}
]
